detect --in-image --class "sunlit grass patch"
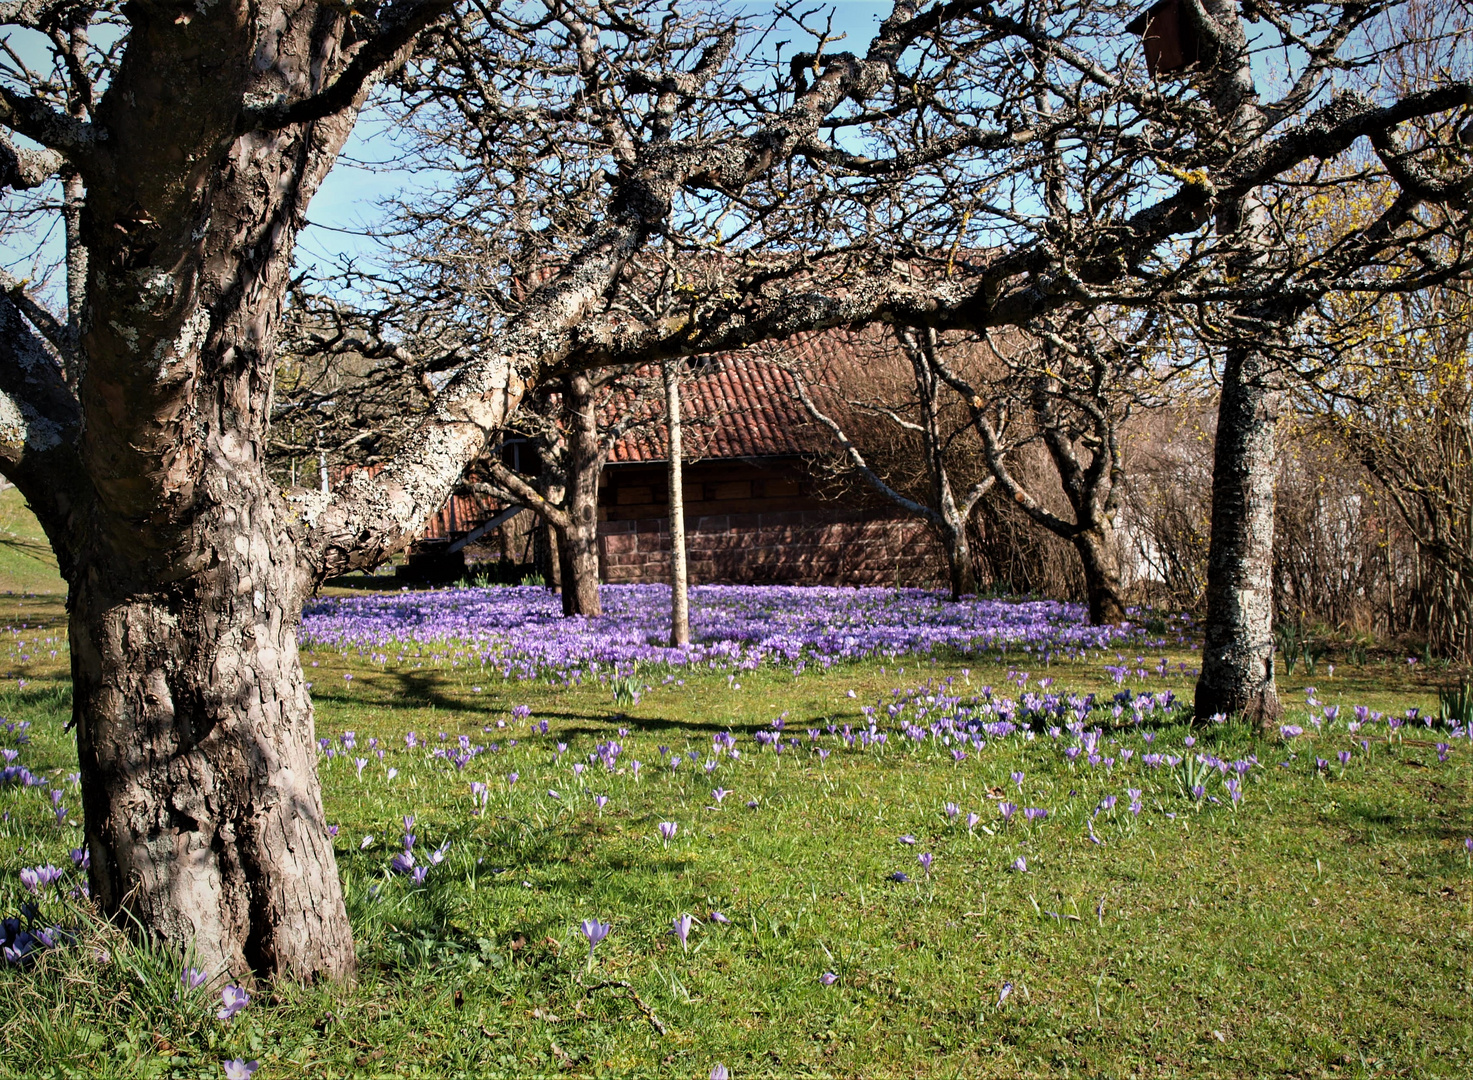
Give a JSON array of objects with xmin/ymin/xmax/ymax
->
[{"xmin": 0, "ymin": 587, "xmax": 1467, "ymax": 1078}]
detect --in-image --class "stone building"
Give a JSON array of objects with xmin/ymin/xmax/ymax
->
[{"xmin": 417, "ymin": 329, "xmax": 949, "ymax": 587}]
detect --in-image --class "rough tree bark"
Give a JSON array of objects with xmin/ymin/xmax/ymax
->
[
  {"xmin": 1073, "ymin": 525, "xmax": 1127, "ymax": 626},
  {"xmin": 1193, "ymin": 0, "xmax": 1286, "ymax": 725},
  {"xmin": 558, "ymin": 374, "xmax": 604, "ymax": 617},
  {"xmin": 0, "ymin": 0, "xmax": 479, "ymax": 983},
  {"xmin": 1195, "ymin": 332, "xmax": 1285, "ymax": 722},
  {"xmin": 664, "ymin": 360, "xmax": 690, "ymax": 646}
]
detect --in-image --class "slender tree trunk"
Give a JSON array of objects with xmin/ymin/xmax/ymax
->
[
  {"xmin": 1073, "ymin": 524, "xmax": 1127, "ymax": 625},
  {"xmin": 1195, "ymin": 340, "xmax": 1283, "ymax": 724},
  {"xmin": 665, "ymin": 361, "xmax": 690, "ymax": 646},
  {"xmin": 543, "ymin": 523, "xmax": 562, "ymax": 592}
]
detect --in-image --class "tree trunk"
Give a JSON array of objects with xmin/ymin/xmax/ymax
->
[
  {"xmin": 541, "ymin": 522, "xmax": 562, "ymax": 592},
  {"xmin": 664, "ymin": 361, "xmax": 690, "ymax": 646},
  {"xmin": 72, "ymin": 479, "xmax": 355, "ymax": 983},
  {"xmin": 555, "ymin": 516, "xmax": 601, "ymax": 617},
  {"xmin": 558, "ymin": 375, "xmax": 603, "ymax": 617},
  {"xmin": 1188, "ymin": 0, "xmax": 1286, "ymax": 727},
  {"xmin": 939, "ymin": 519, "xmax": 977, "ymax": 600},
  {"xmin": 1195, "ymin": 342, "xmax": 1283, "ymax": 724},
  {"xmin": 1073, "ymin": 525, "xmax": 1127, "ymax": 625}
]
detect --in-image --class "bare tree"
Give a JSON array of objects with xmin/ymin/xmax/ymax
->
[
  {"xmin": 784, "ymin": 328, "xmax": 997, "ymax": 599},
  {"xmin": 926, "ymin": 313, "xmax": 1167, "ymax": 624},
  {"xmin": 476, "ymin": 368, "xmax": 654, "ymax": 616},
  {"xmin": 0, "ymin": 0, "xmax": 452, "ymax": 982},
  {"xmin": 0, "ymin": 0, "xmax": 1468, "ymax": 981}
]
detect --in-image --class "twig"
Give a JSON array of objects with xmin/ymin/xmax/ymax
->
[{"xmin": 581, "ymin": 979, "xmax": 668, "ymax": 1035}]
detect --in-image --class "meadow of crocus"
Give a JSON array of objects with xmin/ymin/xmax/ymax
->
[
  {"xmin": 298, "ymin": 584, "xmax": 1188, "ymax": 682},
  {"xmin": 0, "ymin": 584, "xmax": 1469, "ymax": 1078}
]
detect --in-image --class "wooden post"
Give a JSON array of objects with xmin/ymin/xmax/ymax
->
[{"xmin": 664, "ymin": 360, "xmax": 690, "ymax": 647}]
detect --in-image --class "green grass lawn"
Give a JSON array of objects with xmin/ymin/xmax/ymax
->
[
  {"xmin": 0, "ymin": 486, "xmax": 63, "ymax": 597},
  {"xmin": 0, "ymin": 575, "xmax": 1467, "ymax": 1076}
]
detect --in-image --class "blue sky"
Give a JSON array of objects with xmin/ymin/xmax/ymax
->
[{"xmin": 296, "ymin": 1, "xmax": 896, "ymax": 275}]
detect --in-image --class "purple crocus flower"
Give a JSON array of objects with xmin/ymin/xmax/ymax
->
[
  {"xmin": 898, "ymin": 834, "xmax": 916, "ymax": 845},
  {"xmin": 888, "ymin": 871, "xmax": 909, "ymax": 883},
  {"xmin": 1023, "ymin": 807, "xmax": 1048, "ymax": 823},
  {"xmin": 966, "ymin": 812, "xmax": 980, "ymax": 830},
  {"xmin": 998, "ymin": 802, "xmax": 1017, "ymax": 823},
  {"xmin": 944, "ymin": 802, "xmax": 959, "ymax": 821},
  {"xmin": 222, "ymin": 1061, "xmax": 259, "ymax": 1080},
  {"xmin": 672, "ymin": 913, "xmax": 694, "ymax": 951},
  {"xmin": 595, "ymin": 795, "xmax": 608, "ymax": 811},
  {"xmin": 820, "ymin": 971, "xmax": 838, "ymax": 985},
  {"xmin": 998, "ymin": 981, "xmax": 1013, "ymax": 1004},
  {"xmin": 918, "ymin": 852, "xmax": 933, "ymax": 876},
  {"xmin": 712, "ymin": 788, "xmax": 729, "ymax": 804},
  {"xmin": 1011, "ymin": 771, "xmax": 1025, "ymax": 788},
  {"xmin": 217, "ymin": 985, "xmax": 250, "ymax": 1021},
  {"xmin": 1010, "ymin": 857, "xmax": 1028, "ymax": 873},
  {"xmin": 391, "ymin": 851, "xmax": 415, "ymax": 874},
  {"xmin": 709, "ymin": 910, "xmax": 730, "ymax": 924},
  {"xmin": 658, "ymin": 821, "xmax": 677, "ymax": 844},
  {"xmin": 19, "ymin": 865, "xmax": 62, "ymax": 893},
  {"xmin": 581, "ymin": 918, "xmax": 612, "ymax": 969},
  {"xmin": 182, "ymin": 967, "xmax": 209, "ymax": 991},
  {"xmin": 710, "ymin": 1066, "xmax": 730, "ymax": 1080}
]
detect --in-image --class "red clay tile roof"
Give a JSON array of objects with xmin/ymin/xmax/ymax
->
[{"xmin": 607, "ymin": 326, "xmax": 898, "ymax": 464}]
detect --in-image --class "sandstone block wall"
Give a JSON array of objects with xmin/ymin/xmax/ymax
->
[{"xmin": 598, "ymin": 509, "xmax": 945, "ymax": 587}]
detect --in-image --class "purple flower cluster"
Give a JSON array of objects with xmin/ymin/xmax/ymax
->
[
  {"xmin": 302, "ymin": 585, "xmax": 1155, "ymax": 681},
  {"xmin": 1, "ymin": 900, "xmax": 73, "ymax": 966}
]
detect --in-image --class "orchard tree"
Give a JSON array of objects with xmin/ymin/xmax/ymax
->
[
  {"xmin": 783, "ymin": 327, "xmax": 999, "ymax": 600},
  {"xmin": 926, "ymin": 313, "xmax": 1167, "ymax": 625},
  {"xmin": 1, "ymin": 0, "xmax": 1469, "ymax": 983},
  {"xmin": 476, "ymin": 367, "xmax": 657, "ymax": 617},
  {"xmin": 0, "ymin": 0, "xmax": 453, "ymax": 982}
]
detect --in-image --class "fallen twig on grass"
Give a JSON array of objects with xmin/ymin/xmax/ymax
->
[{"xmin": 581, "ymin": 980, "xmax": 667, "ymax": 1035}]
